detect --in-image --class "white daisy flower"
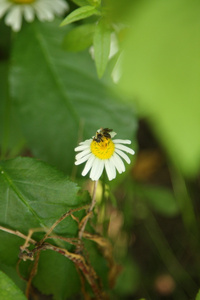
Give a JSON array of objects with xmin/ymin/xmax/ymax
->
[
  {"xmin": 0, "ymin": 0, "xmax": 69, "ymax": 32},
  {"xmin": 75, "ymin": 128, "xmax": 135, "ymax": 181}
]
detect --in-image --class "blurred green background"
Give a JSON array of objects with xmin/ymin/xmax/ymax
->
[{"xmin": 1, "ymin": 0, "xmax": 200, "ymax": 299}]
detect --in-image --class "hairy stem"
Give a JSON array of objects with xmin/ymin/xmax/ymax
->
[{"xmin": 79, "ymin": 180, "xmax": 98, "ymax": 239}]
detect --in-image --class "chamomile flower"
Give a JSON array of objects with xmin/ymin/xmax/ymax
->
[
  {"xmin": 0, "ymin": 0, "xmax": 69, "ymax": 32},
  {"xmin": 75, "ymin": 128, "xmax": 135, "ymax": 181}
]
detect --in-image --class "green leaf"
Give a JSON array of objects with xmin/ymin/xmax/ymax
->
[
  {"xmin": 0, "ymin": 157, "xmax": 83, "ymax": 233},
  {"xmin": 135, "ymin": 184, "xmax": 179, "ymax": 217},
  {"xmin": 120, "ymin": 0, "xmax": 200, "ymax": 176},
  {"xmin": 0, "ymin": 271, "xmax": 26, "ymax": 300},
  {"xmin": 71, "ymin": 0, "xmax": 90, "ymax": 6},
  {"xmin": 60, "ymin": 6, "xmax": 100, "ymax": 26},
  {"xmin": 0, "ymin": 157, "xmax": 88, "ymax": 298},
  {"xmin": 196, "ymin": 289, "xmax": 200, "ymax": 300},
  {"xmin": 10, "ymin": 19, "xmax": 137, "ymax": 175},
  {"xmin": 33, "ymin": 251, "xmax": 81, "ymax": 299},
  {"xmin": 71, "ymin": 0, "xmax": 101, "ymax": 6},
  {"xmin": 0, "ymin": 157, "xmax": 110, "ymax": 299},
  {"xmin": 0, "ymin": 62, "xmax": 9, "ymax": 153},
  {"xmin": 87, "ymin": 0, "xmax": 101, "ymax": 6},
  {"xmin": 62, "ymin": 23, "xmax": 95, "ymax": 52},
  {"xmin": 93, "ymin": 20, "xmax": 111, "ymax": 78},
  {"xmin": 0, "ymin": 62, "xmax": 25, "ymax": 158},
  {"xmin": 0, "ymin": 18, "xmax": 11, "ymax": 57}
]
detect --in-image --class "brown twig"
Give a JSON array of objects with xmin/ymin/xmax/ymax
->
[
  {"xmin": 39, "ymin": 205, "xmax": 89, "ymax": 245},
  {"xmin": 26, "ymin": 251, "xmax": 41, "ymax": 298},
  {"xmin": 0, "ymin": 226, "xmax": 36, "ymax": 245},
  {"xmin": 0, "ymin": 199, "xmax": 112, "ymax": 300}
]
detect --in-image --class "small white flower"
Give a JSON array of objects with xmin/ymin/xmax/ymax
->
[
  {"xmin": 75, "ymin": 128, "xmax": 135, "ymax": 181},
  {"xmin": 0, "ymin": 0, "xmax": 69, "ymax": 32}
]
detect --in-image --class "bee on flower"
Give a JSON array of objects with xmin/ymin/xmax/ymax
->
[
  {"xmin": 0, "ymin": 0, "xmax": 69, "ymax": 32},
  {"xmin": 75, "ymin": 128, "xmax": 135, "ymax": 181}
]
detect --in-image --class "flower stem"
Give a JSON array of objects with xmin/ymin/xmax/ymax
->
[{"xmin": 79, "ymin": 180, "xmax": 98, "ymax": 239}]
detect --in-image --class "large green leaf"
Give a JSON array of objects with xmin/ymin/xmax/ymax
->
[
  {"xmin": 0, "ymin": 62, "xmax": 25, "ymax": 158},
  {"xmin": 33, "ymin": 251, "xmax": 81, "ymax": 299},
  {"xmin": 0, "ymin": 271, "xmax": 26, "ymax": 300},
  {"xmin": 0, "ymin": 62, "xmax": 9, "ymax": 154},
  {"xmin": 120, "ymin": 0, "xmax": 200, "ymax": 176},
  {"xmin": 0, "ymin": 157, "xmax": 88, "ymax": 298},
  {"xmin": 0, "ymin": 157, "xmax": 82, "ymax": 233},
  {"xmin": 10, "ymin": 19, "xmax": 137, "ymax": 174}
]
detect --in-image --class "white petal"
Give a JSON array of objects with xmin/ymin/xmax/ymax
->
[
  {"xmin": 34, "ymin": 2, "xmax": 54, "ymax": 21},
  {"xmin": 105, "ymin": 159, "xmax": 116, "ymax": 181},
  {"xmin": 82, "ymin": 154, "xmax": 96, "ymax": 176},
  {"xmin": 5, "ymin": 6, "xmax": 22, "ymax": 32},
  {"xmin": 0, "ymin": 1, "xmax": 12, "ymax": 18},
  {"xmin": 104, "ymin": 160, "xmax": 113, "ymax": 181},
  {"xmin": 110, "ymin": 131, "xmax": 117, "ymax": 138},
  {"xmin": 79, "ymin": 139, "xmax": 92, "ymax": 146},
  {"xmin": 75, "ymin": 148, "xmax": 91, "ymax": 160},
  {"xmin": 110, "ymin": 153, "xmax": 125, "ymax": 174},
  {"xmin": 47, "ymin": 0, "xmax": 69, "ymax": 14},
  {"xmin": 32, "ymin": 3, "xmax": 47, "ymax": 21},
  {"xmin": 89, "ymin": 158, "xmax": 104, "ymax": 181},
  {"xmin": 75, "ymin": 143, "xmax": 91, "ymax": 152},
  {"xmin": 113, "ymin": 139, "xmax": 131, "ymax": 144},
  {"xmin": 23, "ymin": 5, "xmax": 35, "ymax": 22},
  {"xmin": 115, "ymin": 143, "xmax": 135, "ymax": 155},
  {"xmin": 75, "ymin": 153, "xmax": 91, "ymax": 165},
  {"xmin": 115, "ymin": 148, "xmax": 131, "ymax": 164},
  {"xmin": 93, "ymin": 160, "xmax": 104, "ymax": 181}
]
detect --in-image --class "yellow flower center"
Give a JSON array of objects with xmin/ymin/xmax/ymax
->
[
  {"xmin": 11, "ymin": 0, "xmax": 35, "ymax": 4},
  {"xmin": 91, "ymin": 137, "xmax": 115, "ymax": 159}
]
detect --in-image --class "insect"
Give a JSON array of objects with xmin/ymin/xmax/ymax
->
[{"xmin": 93, "ymin": 128, "xmax": 113, "ymax": 143}]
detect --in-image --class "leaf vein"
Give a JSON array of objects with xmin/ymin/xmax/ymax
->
[{"xmin": 0, "ymin": 166, "xmax": 46, "ymax": 228}]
